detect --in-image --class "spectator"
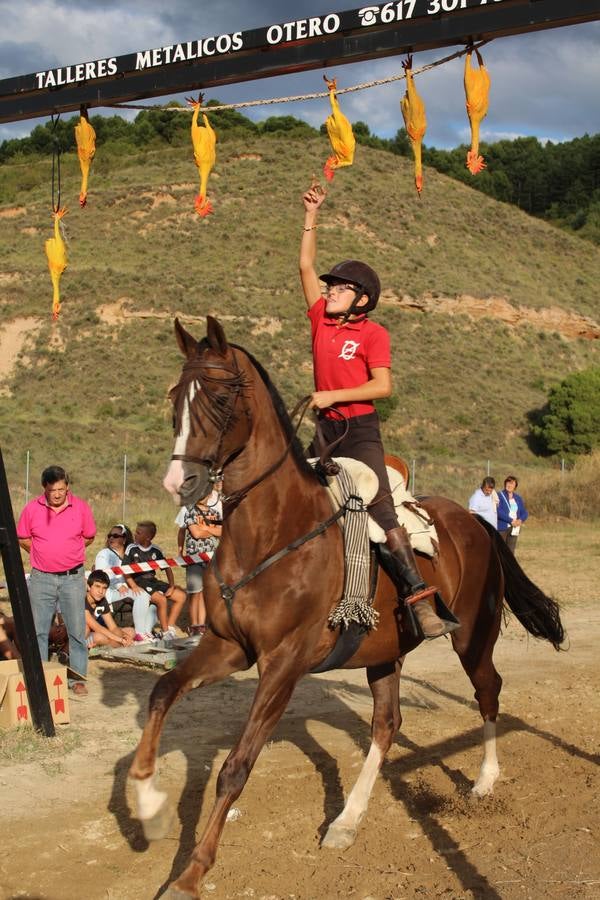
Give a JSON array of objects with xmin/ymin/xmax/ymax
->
[
  {"xmin": 16, "ymin": 465, "xmax": 96, "ymax": 699},
  {"xmin": 94, "ymin": 523, "xmax": 134, "ymax": 612},
  {"xmin": 85, "ymin": 570, "xmax": 135, "ymax": 649},
  {"xmin": 468, "ymin": 476, "xmax": 498, "ymax": 529},
  {"xmin": 0, "ymin": 614, "xmax": 20, "ymax": 660},
  {"xmin": 175, "ymin": 483, "xmax": 222, "ymax": 638},
  {"xmin": 122, "ymin": 521, "xmax": 186, "ymax": 640},
  {"xmin": 94, "ymin": 523, "xmax": 158, "ymax": 641},
  {"xmin": 497, "ymin": 475, "xmax": 529, "ymax": 553}
]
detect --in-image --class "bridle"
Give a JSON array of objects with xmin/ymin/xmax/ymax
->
[{"xmin": 170, "ymin": 347, "xmax": 314, "ymax": 513}]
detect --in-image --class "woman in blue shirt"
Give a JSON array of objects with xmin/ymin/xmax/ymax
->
[{"xmin": 497, "ymin": 475, "xmax": 528, "ymax": 553}]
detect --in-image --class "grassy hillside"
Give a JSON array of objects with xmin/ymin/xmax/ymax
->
[{"xmin": 0, "ymin": 131, "xmax": 599, "ymax": 515}]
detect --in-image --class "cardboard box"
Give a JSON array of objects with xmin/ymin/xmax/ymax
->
[{"xmin": 0, "ymin": 659, "xmax": 70, "ymax": 728}]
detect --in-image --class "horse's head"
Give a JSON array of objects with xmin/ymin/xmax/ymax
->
[{"xmin": 163, "ymin": 316, "xmax": 250, "ymax": 505}]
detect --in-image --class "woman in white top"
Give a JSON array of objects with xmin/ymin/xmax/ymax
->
[{"xmin": 94, "ymin": 523, "xmax": 157, "ymax": 641}]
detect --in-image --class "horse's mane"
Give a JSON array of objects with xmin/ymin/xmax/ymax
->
[{"xmin": 230, "ymin": 342, "xmax": 319, "ymax": 482}]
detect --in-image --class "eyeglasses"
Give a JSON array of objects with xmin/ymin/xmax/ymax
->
[
  {"xmin": 108, "ymin": 532, "xmax": 123, "ymax": 539},
  {"xmin": 325, "ymin": 283, "xmax": 358, "ymax": 295}
]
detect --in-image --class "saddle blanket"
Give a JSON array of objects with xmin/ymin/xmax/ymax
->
[{"xmin": 317, "ymin": 457, "xmax": 439, "ymax": 557}]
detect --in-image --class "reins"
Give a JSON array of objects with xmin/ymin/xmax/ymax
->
[
  {"xmin": 211, "ymin": 495, "xmax": 359, "ymax": 626},
  {"xmin": 221, "ymin": 394, "xmax": 314, "ymax": 514}
]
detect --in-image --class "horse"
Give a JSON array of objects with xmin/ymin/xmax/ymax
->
[{"xmin": 129, "ymin": 316, "xmax": 565, "ymax": 898}]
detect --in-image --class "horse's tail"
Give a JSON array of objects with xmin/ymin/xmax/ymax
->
[{"xmin": 474, "ymin": 515, "xmax": 565, "ymax": 651}]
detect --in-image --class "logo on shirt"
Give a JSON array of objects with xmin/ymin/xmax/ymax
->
[{"xmin": 339, "ymin": 340, "xmax": 360, "ymax": 361}]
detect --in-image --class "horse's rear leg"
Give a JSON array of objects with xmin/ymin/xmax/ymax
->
[
  {"xmin": 168, "ymin": 656, "xmax": 301, "ymax": 898},
  {"xmin": 454, "ymin": 614, "xmax": 503, "ymax": 798},
  {"xmin": 129, "ymin": 634, "xmax": 247, "ymax": 840},
  {"xmin": 322, "ymin": 661, "xmax": 401, "ymax": 850}
]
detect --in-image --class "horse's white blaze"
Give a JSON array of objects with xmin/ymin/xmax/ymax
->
[
  {"xmin": 134, "ymin": 774, "xmax": 168, "ymax": 820},
  {"xmin": 163, "ymin": 382, "xmax": 197, "ymax": 498},
  {"xmin": 471, "ymin": 719, "xmax": 500, "ymax": 797},
  {"xmin": 327, "ymin": 742, "xmax": 384, "ymax": 833}
]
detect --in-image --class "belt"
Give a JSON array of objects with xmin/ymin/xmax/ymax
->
[{"xmin": 39, "ymin": 565, "xmax": 83, "ymax": 576}]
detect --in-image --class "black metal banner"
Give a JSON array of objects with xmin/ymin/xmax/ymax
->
[{"xmin": 0, "ymin": 0, "xmax": 599, "ymax": 123}]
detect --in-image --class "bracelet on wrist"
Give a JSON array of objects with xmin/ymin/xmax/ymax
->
[{"xmin": 303, "ymin": 224, "xmax": 318, "ymax": 232}]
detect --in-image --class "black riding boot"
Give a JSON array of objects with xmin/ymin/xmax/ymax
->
[{"xmin": 385, "ymin": 526, "xmax": 457, "ymax": 640}]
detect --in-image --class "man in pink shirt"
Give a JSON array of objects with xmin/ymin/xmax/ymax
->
[{"xmin": 17, "ymin": 465, "xmax": 96, "ymax": 698}]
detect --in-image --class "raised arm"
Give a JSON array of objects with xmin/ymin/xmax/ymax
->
[{"xmin": 299, "ymin": 180, "xmax": 327, "ymax": 309}]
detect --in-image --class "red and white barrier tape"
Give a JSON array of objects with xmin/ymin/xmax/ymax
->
[{"xmin": 106, "ymin": 552, "xmax": 213, "ymax": 576}]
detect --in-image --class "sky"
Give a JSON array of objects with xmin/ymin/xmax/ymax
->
[{"xmin": 0, "ymin": 0, "xmax": 599, "ymax": 149}]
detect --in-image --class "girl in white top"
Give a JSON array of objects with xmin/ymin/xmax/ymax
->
[{"xmin": 94, "ymin": 523, "xmax": 157, "ymax": 641}]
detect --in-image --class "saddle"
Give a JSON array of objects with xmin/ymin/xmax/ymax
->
[{"xmin": 315, "ymin": 456, "xmax": 439, "ymax": 557}]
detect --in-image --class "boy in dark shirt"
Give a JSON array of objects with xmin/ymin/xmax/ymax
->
[
  {"xmin": 122, "ymin": 521, "xmax": 186, "ymax": 640},
  {"xmin": 85, "ymin": 570, "xmax": 135, "ymax": 649}
]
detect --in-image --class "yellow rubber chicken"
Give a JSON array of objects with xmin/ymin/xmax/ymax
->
[
  {"xmin": 187, "ymin": 96, "xmax": 216, "ymax": 217},
  {"xmin": 45, "ymin": 207, "xmax": 68, "ymax": 320},
  {"xmin": 323, "ymin": 76, "xmax": 356, "ymax": 182},
  {"xmin": 75, "ymin": 112, "xmax": 96, "ymax": 207},
  {"xmin": 464, "ymin": 47, "xmax": 491, "ymax": 175},
  {"xmin": 400, "ymin": 55, "xmax": 427, "ymax": 195}
]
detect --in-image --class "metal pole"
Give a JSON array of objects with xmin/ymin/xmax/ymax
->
[
  {"xmin": 25, "ymin": 450, "xmax": 30, "ymax": 503},
  {"xmin": 561, "ymin": 458, "xmax": 565, "ymax": 475},
  {"xmin": 122, "ymin": 453, "xmax": 127, "ymax": 523},
  {"xmin": 411, "ymin": 459, "xmax": 416, "ymax": 495},
  {"xmin": 487, "ymin": 459, "xmax": 491, "ymax": 476},
  {"xmin": 0, "ymin": 446, "xmax": 55, "ymax": 737}
]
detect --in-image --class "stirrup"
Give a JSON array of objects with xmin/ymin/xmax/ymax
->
[{"xmin": 405, "ymin": 585, "xmax": 438, "ymax": 605}]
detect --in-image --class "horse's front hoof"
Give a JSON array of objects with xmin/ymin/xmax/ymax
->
[
  {"xmin": 321, "ymin": 823, "xmax": 357, "ymax": 850},
  {"xmin": 160, "ymin": 886, "xmax": 196, "ymax": 899},
  {"xmin": 141, "ymin": 799, "xmax": 174, "ymax": 841}
]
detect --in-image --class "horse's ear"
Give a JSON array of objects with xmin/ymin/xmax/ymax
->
[
  {"xmin": 174, "ymin": 318, "xmax": 198, "ymax": 359},
  {"xmin": 206, "ymin": 315, "xmax": 229, "ymax": 358}
]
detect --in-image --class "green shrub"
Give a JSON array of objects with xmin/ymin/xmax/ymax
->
[{"xmin": 530, "ymin": 367, "xmax": 600, "ymax": 458}]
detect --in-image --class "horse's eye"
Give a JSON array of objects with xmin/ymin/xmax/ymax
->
[{"xmin": 171, "ymin": 411, "xmax": 177, "ymax": 433}]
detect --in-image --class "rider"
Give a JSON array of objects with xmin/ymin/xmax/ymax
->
[{"xmin": 299, "ymin": 180, "xmax": 458, "ymax": 639}]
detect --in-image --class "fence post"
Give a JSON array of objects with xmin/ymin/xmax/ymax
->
[
  {"xmin": 122, "ymin": 454, "xmax": 128, "ymax": 522},
  {"xmin": 561, "ymin": 458, "xmax": 565, "ymax": 475},
  {"xmin": 411, "ymin": 458, "xmax": 416, "ymax": 494},
  {"xmin": 25, "ymin": 450, "xmax": 30, "ymax": 504},
  {"xmin": 486, "ymin": 459, "xmax": 491, "ymax": 476}
]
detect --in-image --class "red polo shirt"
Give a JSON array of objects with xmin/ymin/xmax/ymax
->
[
  {"xmin": 308, "ymin": 297, "xmax": 391, "ymax": 419},
  {"xmin": 17, "ymin": 492, "xmax": 96, "ymax": 572}
]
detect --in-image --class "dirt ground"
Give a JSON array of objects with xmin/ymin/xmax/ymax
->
[{"xmin": 1, "ymin": 600, "xmax": 599, "ymax": 900}]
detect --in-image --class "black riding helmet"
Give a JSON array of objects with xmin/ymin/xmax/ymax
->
[{"xmin": 319, "ymin": 259, "xmax": 381, "ymax": 315}]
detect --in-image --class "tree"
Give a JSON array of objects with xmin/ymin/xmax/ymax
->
[{"xmin": 531, "ymin": 368, "xmax": 600, "ymax": 458}]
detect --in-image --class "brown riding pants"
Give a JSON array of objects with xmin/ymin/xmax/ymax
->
[{"xmin": 310, "ymin": 411, "xmax": 399, "ymax": 533}]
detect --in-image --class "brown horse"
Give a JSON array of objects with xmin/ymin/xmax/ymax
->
[{"xmin": 129, "ymin": 316, "xmax": 564, "ymax": 898}]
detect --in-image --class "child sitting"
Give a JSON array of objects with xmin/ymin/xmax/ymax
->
[
  {"xmin": 85, "ymin": 570, "xmax": 136, "ymax": 649},
  {"xmin": 122, "ymin": 520, "xmax": 186, "ymax": 640}
]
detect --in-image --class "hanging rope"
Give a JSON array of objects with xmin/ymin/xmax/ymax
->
[
  {"xmin": 108, "ymin": 40, "xmax": 490, "ymax": 115},
  {"xmin": 50, "ymin": 113, "xmax": 62, "ymax": 212}
]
